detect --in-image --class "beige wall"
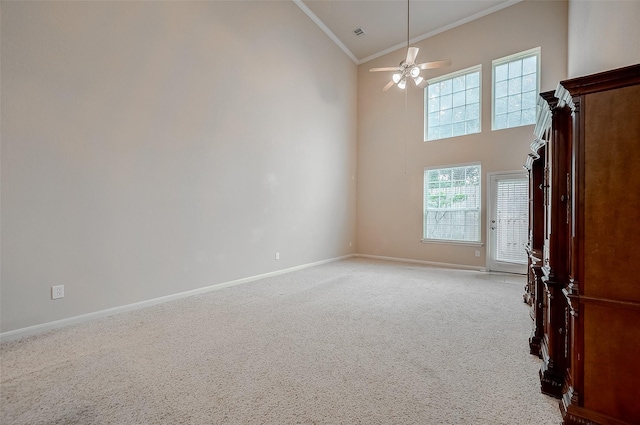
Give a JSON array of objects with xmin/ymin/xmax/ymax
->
[
  {"xmin": 568, "ymin": 0, "xmax": 640, "ymax": 78},
  {"xmin": 1, "ymin": 1, "xmax": 357, "ymax": 333},
  {"xmin": 356, "ymin": 0, "xmax": 568, "ymax": 268}
]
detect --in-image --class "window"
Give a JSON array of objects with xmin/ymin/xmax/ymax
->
[
  {"xmin": 492, "ymin": 47, "xmax": 540, "ymax": 130},
  {"xmin": 423, "ymin": 164, "xmax": 481, "ymax": 243},
  {"xmin": 425, "ymin": 65, "xmax": 481, "ymax": 141}
]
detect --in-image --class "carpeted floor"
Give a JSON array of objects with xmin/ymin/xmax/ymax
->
[{"xmin": 0, "ymin": 258, "xmax": 561, "ymax": 424}]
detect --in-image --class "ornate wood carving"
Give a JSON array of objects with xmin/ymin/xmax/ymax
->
[{"xmin": 535, "ymin": 90, "xmax": 572, "ymax": 399}]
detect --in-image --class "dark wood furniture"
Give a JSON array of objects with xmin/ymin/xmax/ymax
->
[
  {"xmin": 524, "ymin": 138, "xmax": 545, "ymax": 358},
  {"xmin": 526, "ymin": 64, "xmax": 640, "ymax": 425},
  {"xmin": 528, "ymin": 90, "xmax": 573, "ymax": 399}
]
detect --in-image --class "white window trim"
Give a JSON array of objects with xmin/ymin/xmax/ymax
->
[
  {"xmin": 424, "ymin": 64, "xmax": 482, "ymax": 142},
  {"xmin": 423, "ymin": 162, "xmax": 482, "ymax": 244},
  {"xmin": 420, "ymin": 239, "xmax": 484, "ymax": 247},
  {"xmin": 491, "ymin": 47, "xmax": 541, "ymax": 131}
]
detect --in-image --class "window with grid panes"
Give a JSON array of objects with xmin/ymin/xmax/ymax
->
[
  {"xmin": 425, "ymin": 65, "xmax": 481, "ymax": 141},
  {"xmin": 492, "ymin": 48, "xmax": 540, "ymax": 130},
  {"xmin": 423, "ymin": 164, "xmax": 481, "ymax": 243}
]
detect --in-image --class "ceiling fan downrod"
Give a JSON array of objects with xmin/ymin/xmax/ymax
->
[{"xmin": 368, "ymin": 0, "xmax": 452, "ymax": 92}]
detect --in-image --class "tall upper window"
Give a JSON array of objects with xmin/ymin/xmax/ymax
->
[
  {"xmin": 424, "ymin": 65, "xmax": 481, "ymax": 141},
  {"xmin": 492, "ymin": 47, "xmax": 540, "ymax": 130},
  {"xmin": 423, "ymin": 163, "xmax": 481, "ymax": 243}
]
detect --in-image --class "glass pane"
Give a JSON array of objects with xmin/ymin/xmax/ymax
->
[
  {"xmin": 522, "ymin": 74, "xmax": 536, "ymax": 92},
  {"xmin": 495, "ymin": 81, "xmax": 508, "ymax": 98},
  {"xmin": 452, "ymin": 106, "xmax": 465, "ymax": 122},
  {"xmin": 466, "ymin": 87, "xmax": 479, "ymax": 103},
  {"xmin": 467, "ymin": 119, "xmax": 480, "ymax": 134},
  {"xmin": 440, "ymin": 94, "xmax": 452, "ymax": 110},
  {"xmin": 467, "ymin": 166, "xmax": 480, "ymax": 185},
  {"xmin": 508, "ymin": 111, "xmax": 522, "ymax": 127},
  {"xmin": 452, "ymin": 167, "xmax": 465, "ymax": 181},
  {"xmin": 508, "ymin": 60, "xmax": 522, "ymax": 78},
  {"xmin": 495, "ymin": 97, "xmax": 508, "ymax": 114},
  {"xmin": 495, "ymin": 64, "xmax": 508, "ymax": 82},
  {"xmin": 466, "ymin": 103, "xmax": 479, "ymax": 120},
  {"xmin": 439, "ymin": 124, "xmax": 452, "ymax": 139},
  {"xmin": 452, "ymin": 122, "xmax": 466, "ymax": 137},
  {"xmin": 522, "ymin": 108, "xmax": 536, "ymax": 125},
  {"xmin": 440, "ymin": 109, "xmax": 452, "ymax": 125},
  {"xmin": 508, "ymin": 94, "xmax": 522, "ymax": 113},
  {"xmin": 440, "ymin": 80, "xmax": 452, "ymax": 95},
  {"xmin": 428, "ymin": 111, "xmax": 440, "ymax": 126},
  {"xmin": 508, "ymin": 77, "xmax": 522, "ymax": 96},
  {"xmin": 428, "ymin": 84, "xmax": 440, "ymax": 98},
  {"xmin": 428, "ymin": 97, "xmax": 440, "ymax": 113},
  {"xmin": 522, "ymin": 90, "xmax": 537, "ymax": 110},
  {"xmin": 495, "ymin": 113, "xmax": 507, "ymax": 129},
  {"xmin": 466, "ymin": 71, "xmax": 480, "ymax": 87},
  {"xmin": 452, "ymin": 91, "xmax": 466, "ymax": 108},
  {"xmin": 522, "ymin": 55, "xmax": 537, "ymax": 75},
  {"xmin": 452, "ymin": 76, "xmax": 465, "ymax": 92}
]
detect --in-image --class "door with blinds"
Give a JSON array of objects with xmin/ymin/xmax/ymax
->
[{"xmin": 487, "ymin": 172, "xmax": 529, "ymax": 273}]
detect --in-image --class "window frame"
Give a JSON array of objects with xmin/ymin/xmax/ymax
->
[
  {"xmin": 422, "ymin": 162, "xmax": 482, "ymax": 245},
  {"xmin": 424, "ymin": 65, "xmax": 482, "ymax": 142},
  {"xmin": 491, "ymin": 47, "xmax": 541, "ymax": 131}
]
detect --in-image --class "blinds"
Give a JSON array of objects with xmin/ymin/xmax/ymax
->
[
  {"xmin": 423, "ymin": 164, "xmax": 481, "ymax": 242},
  {"xmin": 495, "ymin": 179, "xmax": 529, "ymax": 264}
]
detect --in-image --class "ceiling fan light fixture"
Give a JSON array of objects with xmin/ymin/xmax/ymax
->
[{"xmin": 368, "ymin": 0, "xmax": 451, "ymax": 91}]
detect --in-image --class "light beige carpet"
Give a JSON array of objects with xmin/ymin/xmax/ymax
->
[{"xmin": 1, "ymin": 258, "xmax": 561, "ymax": 424}]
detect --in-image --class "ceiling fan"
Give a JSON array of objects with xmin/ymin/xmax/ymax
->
[{"xmin": 369, "ymin": 0, "xmax": 452, "ymax": 91}]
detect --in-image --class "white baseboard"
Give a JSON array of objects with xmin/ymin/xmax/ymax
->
[
  {"xmin": 0, "ymin": 254, "xmax": 355, "ymax": 343},
  {"xmin": 355, "ymin": 253, "xmax": 487, "ymax": 272}
]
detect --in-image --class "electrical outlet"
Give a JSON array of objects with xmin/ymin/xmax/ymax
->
[
  {"xmin": 475, "ymin": 250, "xmax": 481, "ymax": 257},
  {"xmin": 275, "ymin": 252, "xmax": 280, "ymax": 260},
  {"xmin": 52, "ymin": 285, "xmax": 64, "ymax": 300},
  {"xmin": 349, "ymin": 241, "xmax": 352, "ymax": 247}
]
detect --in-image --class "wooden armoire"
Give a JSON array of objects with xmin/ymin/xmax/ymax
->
[{"xmin": 525, "ymin": 64, "xmax": 640, "ymax": 425}]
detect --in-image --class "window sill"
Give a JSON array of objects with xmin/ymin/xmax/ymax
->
[{"xmin": 421, "ymin": 239, "xmax": 484, "ymax": 247}]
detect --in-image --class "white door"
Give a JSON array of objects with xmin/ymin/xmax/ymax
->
[{"xmin": 487, "ymin": 172, "xmax": 529, "ymax": 273}]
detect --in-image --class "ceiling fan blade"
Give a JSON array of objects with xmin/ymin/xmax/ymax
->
[
  {"xmin": 369, "ymin": 67, "xmax": 401, "ymax": 72},
  {"xmin": 418, "ymin": 59, "xmax": 452, "ymax": 70},
  {"xmin": 382, "ymin": 80, "xmax": 396, "ymax": 92},
  {"xmin": 406, "ymin": 47, "xmax": 419, "ymax": 65}
]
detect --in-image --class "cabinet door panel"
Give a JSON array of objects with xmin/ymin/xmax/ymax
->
[
  {"xmin": 583, "ymin": 85, "xmax": 640, "ymax": 302},
  {"xmin": 583, "ymin": 302, "xmax": 640, "ymax": 422}
]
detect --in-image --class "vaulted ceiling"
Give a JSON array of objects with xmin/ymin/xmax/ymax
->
[{"xmin": 296, "ymin": 0, "xmax": 522, "ymax": 64}]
